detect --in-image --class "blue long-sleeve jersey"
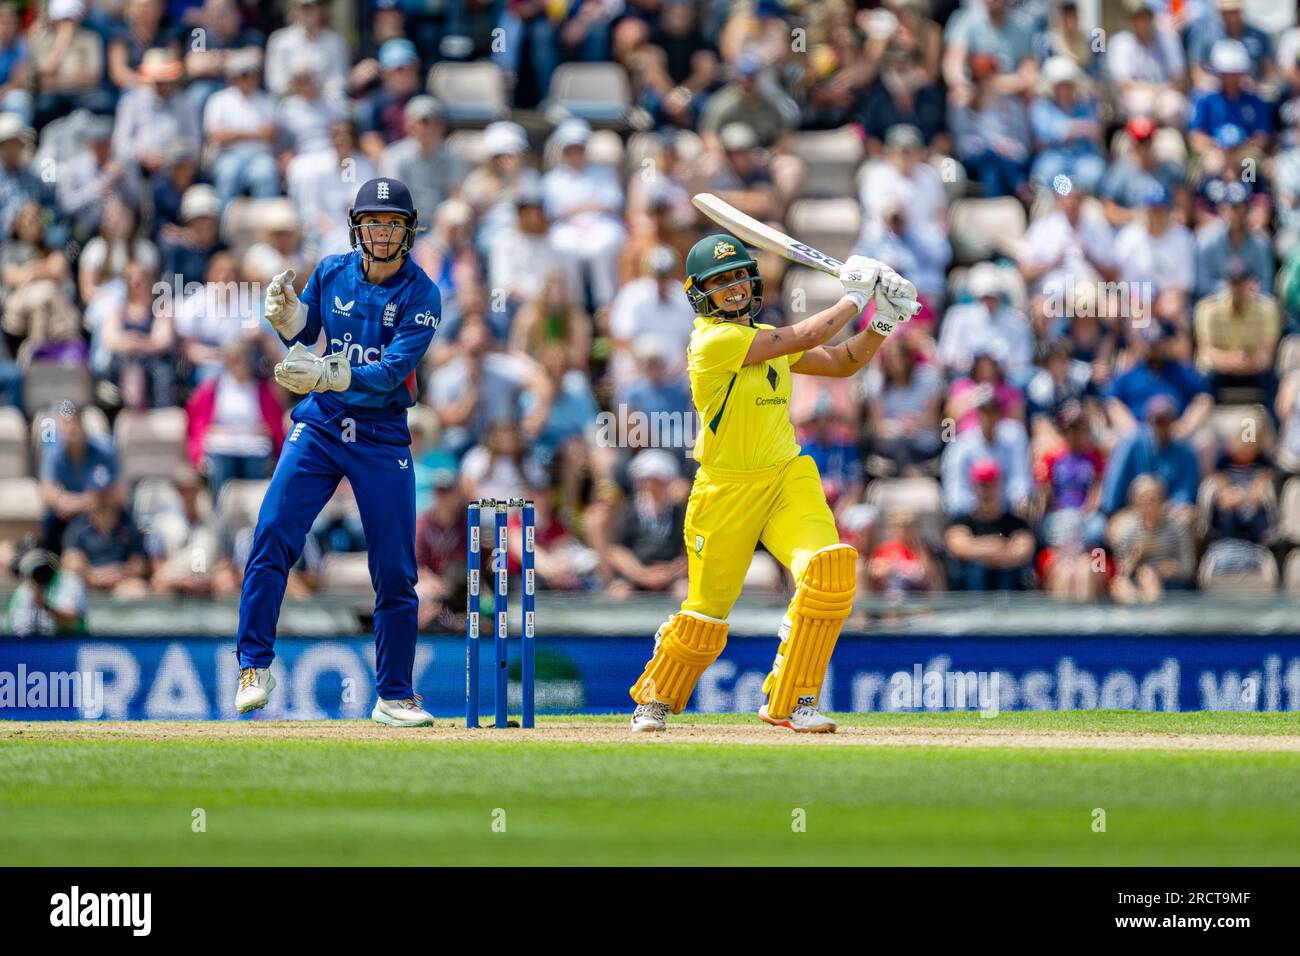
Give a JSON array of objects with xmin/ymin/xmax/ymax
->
[{"xmin": 280, "ymin": 252, "xmax": 441, "ymax": 439}]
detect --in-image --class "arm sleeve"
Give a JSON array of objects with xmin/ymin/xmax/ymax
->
[
  {"xmin": 284, "ymin": 264, "xmax": 324, "ymax": 347},
  {"xmin": 347, "ymin": 287, "xmax": 441, "ymax": 394}
]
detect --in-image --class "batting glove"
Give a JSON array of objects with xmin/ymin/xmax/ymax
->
[
  {"xmin": 838, "ymin": 255, "xmax": 884, "ymax": 311},
  {"xmin": 264, "ymin": 269, "xmax": 307, "ymax": 339},
  {"xmin": 868, "ymin": 283, "xmax": 920, "ymax": 336}
]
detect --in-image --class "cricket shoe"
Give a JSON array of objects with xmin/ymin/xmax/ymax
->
[
  {"xmin": 372, "ymin": 695, "xmax": 434, "ymax": 727},
  {"xmin": 236, "ymin": 667, "xmax": 275, "ymax": 714},
  {"xmin": 630, "ymin": 700, "xmax": 670, "ymax": 732},
  {"xmin": 758, "ymin": 696, "xmax": 837, "ymax": 733}
]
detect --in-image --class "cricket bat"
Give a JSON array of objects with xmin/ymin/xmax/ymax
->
[{"xmin": 691, "ymin": 192, "xmax": 921, "ymax": 313}]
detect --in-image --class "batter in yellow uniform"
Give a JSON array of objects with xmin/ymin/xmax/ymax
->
[{"xmin": 629, "ymin": 234, "xmax": 917, "ymax": 732}]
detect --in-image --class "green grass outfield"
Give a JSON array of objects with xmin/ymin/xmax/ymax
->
[{"xmin": 2, "ymin": 711, "xmax": 1298, "ymax": 866}]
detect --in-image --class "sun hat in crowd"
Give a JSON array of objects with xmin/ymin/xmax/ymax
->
[
  {"xmin": 0, "ymin": 112, "xmax": 28, "ymax": 143},
  {"xmin": 629, "ymin": 449, "xmax": 679, "ymax": 483},
  {"xmin": 1210, "ymin": 38, "xmax": 1251, "ymax": 76},
  {"xmin": 180, "ymin": 184, "xmax": 221, "ymax": 222},
  {"xmin": 405, "ymin": 95, "xmax": 443, "ymax": 122},
  {"xmin": 966, "ymin": 262, "xmax": 1003, "ymax": 301},
  {"xmin": 225, "ymin": 48, "xmax": 262, "ymax": 78},
  {"xmin": 47, "ymin": 0, "xmax": 85, "ymax": 21},
  {"xmin": 553, "ymin": 118, "xmax": 592, "ymax": 150},
  {"xmin": 484, "ymin": 120, "xmax": 528, "ymax": 156}
]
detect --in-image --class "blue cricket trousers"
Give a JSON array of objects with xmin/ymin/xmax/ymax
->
[{"xmin": 236, "ymin": 416, "xmax": 419, "ymax": 700}]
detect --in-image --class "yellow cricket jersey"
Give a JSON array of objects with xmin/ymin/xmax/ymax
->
[{"xmin": 688, "ymin": 316, "xmax": 803, "ymax": 470}]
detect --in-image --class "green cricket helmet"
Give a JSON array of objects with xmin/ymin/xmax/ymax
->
[{"xmin": 683, "ymin": 233, "xmax": 764, "ymax": 319}]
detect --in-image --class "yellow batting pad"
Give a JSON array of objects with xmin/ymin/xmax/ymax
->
[
  {"xmin": 762, "ymin": 544, "xmax": 857, "ymax": 718},
  {"xmin": 629, "ymin": 611, "xmax": 729, "ymax": 714}
]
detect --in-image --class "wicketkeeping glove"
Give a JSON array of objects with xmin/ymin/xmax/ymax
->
[
  {"xmin": 264, "ymin": 269, "xmax": 307, "ymax": 339},
  {"xmin": 274, "ymin": 342, "xmax": 323, "ymax": 394},
  {"xmin": 314, "ymin": 353, "xmax": 351, "ymax": 392},
  {"xmin": 274, "ymin": 344, "xmax": 353, "ymax": 394}
]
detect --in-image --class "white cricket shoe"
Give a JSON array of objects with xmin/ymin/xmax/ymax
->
[
  {"xmin": 630, "ymin": 700, "xmax": 670, "ymax": 732},
  {"xmin": 372, "ymin": 695, "xmax": 434, "ymax": 727},
  {"xmin": 236, "ymin": 667, "xmax": 275, "ymax": 715},
  {"xmin": 758, "ymin": 695, "xmax": 837, "ymax": 733}
]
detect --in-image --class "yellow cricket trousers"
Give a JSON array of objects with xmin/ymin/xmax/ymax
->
[{"xmin": 682, "ymin": 454, "xmax": 841, "ymax": 620}]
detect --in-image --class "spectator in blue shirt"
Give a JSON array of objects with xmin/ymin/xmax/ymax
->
[
  {"xmin": 39, "ymin": 408, "xmax": 123, "ymax": 552},
  {"xmin": 1100, "ymin": 394, "xmax": 1201, "ymax": 517},
  {"xmin": 1196, "ymin": 186, "xmax": 1274, "ymax": 298},
  {"xmin": 1029, "ymin": 55, "xmax": 1106, "ymax": 193},
  {"xmin": 1188, "ymin": 40, "xmax": 1272, "ymax": 155},
  {"xmin": 60, "ymin": 487, "xmax": 150, "ymax": 597},
  {"xmin": 1106, "ymin": 323, "xmax": 1213, "ymax": 437},
  {"xmin": 798, "ymin": 395, "xmax": 864, "ymax": 515},
  {"xmin": 1100, "ymin": 116, "xmax": 1186, "ymax": 227},
  {"xmin": 0, "ymin": 2, "xmax": 30, "ymax": 124}
]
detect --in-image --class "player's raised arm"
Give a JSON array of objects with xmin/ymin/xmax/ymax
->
[
  {"xmin": 263, "ymin": 268, "xmax": 320, "ymax": 346},
  {"xmin": 742, "ymin": 256, "xmax": 917, "ymax": 366},
  {"xmin": 789, "ymin": 282, "xmax": 919, "ymax": 378}
]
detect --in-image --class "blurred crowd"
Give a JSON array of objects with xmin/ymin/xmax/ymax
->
[{"xmin": 5, "ymin": 0, "xmax": 1300, "ymax": 636}]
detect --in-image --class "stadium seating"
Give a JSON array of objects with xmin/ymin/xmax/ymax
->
[
  {"xmin": 1198, "ymin": 540, "xmax": 1279, "ymax": 593},
  {"xmin": 543, "ymin": 63, "xmax": 632, "ymax": 126},
  {"xmin": 946, "ymin": 198, "xmax": 1027, "ymax": 265},
  {"xmin": 114, "ymin": 409, "xmax": 188, "ymax": 484},
  {"xmin": 427, "ymin": 61, "xmax": 510, "ymax": 125},
  {"xmin": 22, "ymin": 363, "xmax": 93, "ymax": 416},
  {"xmin": 320, "ymin": 552, "xmax": 376, "ymax": 596},
  {"xmin": 0, "ymin": 407, "xmax": 28, "ymax": 479},
  {"xmin": 0, "ymin": 477, "xmax": 43, "ymax": 541},
  {"xmin": 792, "ymin": 127, "xmax": 863, "ymax": 200},
  {"xmin": 781, "ymin": 266, "xmax": 846, "ymax": 319},
  {"xmin": 786, "ymin": 199, "xmax": 861, "ymax": 263}
]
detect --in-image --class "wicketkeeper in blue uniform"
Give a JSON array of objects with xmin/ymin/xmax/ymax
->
[{"xmin": 234, "ymin": 177, "xmax": 442, "ymax": 727}]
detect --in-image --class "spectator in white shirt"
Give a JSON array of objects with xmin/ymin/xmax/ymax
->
[
  {"xmin": 941, "ymin": 385, "xmax": 1033, "ymax": 515},
  {"xmin": 463, "ymin": 120, "xmax": 542, "ymax": 260},
  {"xmin": 286, "ymin": 118, "xmax": 378, "ymax": 258},
  {"xmin": 541, "ymin": 118, "xmax": 627, "ymax": 309},
  {"xmin": 606, "ymin": 245, "xmax": 695, "ymax": 396},
  {"xmin": 112, "ymin": 48, "xmax": 199, "ymax": 176},
  {"xmin": 1114, "ymin": 186, "xmax": 1197, "ymax": 325},
  {"xmin": 1017, "ymin": 182, "xmax": 1117, "ymax": 303},
  {"xmin": 174, "ymin": 251, "xmax": 256, "ymax": 383},
  {"xmin": 427, "ymin": 316, "xmax": 551, "ymax": 456},
  {"xmin": 854, "ymin": 192, "xmax": 952, "ymax": 307},
  {"xmin": 264, "ymin": 0, "xmax": 349, "ymax": 100},
  {"xmin": 1107, "ymin": 0, "xmax": 1187, "ymax": 125},
  {"xmin": 488, "ymin": 187, "xmax": 568, "ymax": 323},
  {"xmin": 858, "ymin": 124, "xmax": 948, "ymax": 236},
  {"xmin": 204, "ymin": 48, "xmax": 279, "ymax": 204},
  {"xmin": 275, "ymin": 54, "xmax": 344, "ymax": 155},
  {"xmin": 56, "ymin": 114, "xmax": 143, "ymax": 240},
  {"xmin": 379, "ymin": 95, "xmax": 465, "ymax": 228},
  {"xmin": 938, "ymin": 262, "xmax": 1035, "ymax": 377}
]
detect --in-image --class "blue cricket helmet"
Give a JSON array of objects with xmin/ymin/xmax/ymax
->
[{"xmin": 348, "ymin": 177, "xmax": 418, "ymax": 262}]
